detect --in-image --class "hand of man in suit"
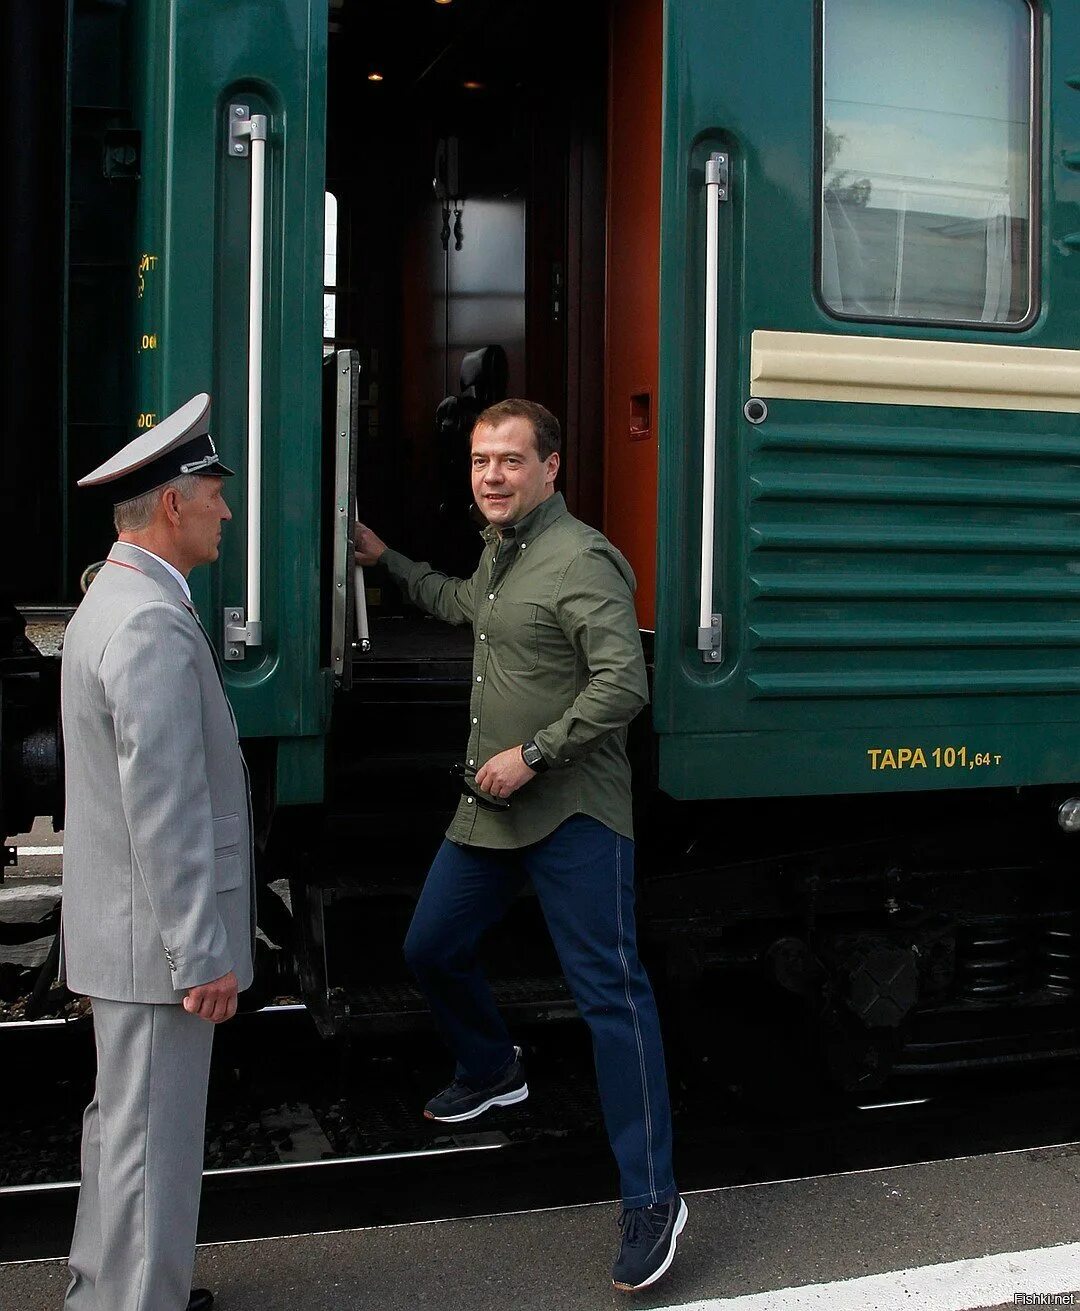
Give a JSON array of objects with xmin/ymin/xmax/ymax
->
[{"xmin": 182, "ymin": 970, "xmax": 239, "ymax": 1023}]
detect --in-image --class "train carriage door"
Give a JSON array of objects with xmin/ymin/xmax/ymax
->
[
  {"xmin": 654, "ymin": 0, "xmax": 1080, "ymax": 801},
  {"xmin": 126, "ymin": 0, "xmax": 328, "ymax": 800}
]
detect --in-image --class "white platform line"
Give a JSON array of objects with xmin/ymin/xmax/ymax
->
[
  {"xmin": 653, "ymin": 1241, "xmax": 1080, "ymax": 1311},
  {"xmin": 13, "ymin": 846, "xmax": 63, "ymax": 856}
]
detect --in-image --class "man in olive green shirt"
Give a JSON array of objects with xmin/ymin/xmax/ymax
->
[{"xmin": 355, "ymin": 399, "xmax": 684, "ymax": 1293}]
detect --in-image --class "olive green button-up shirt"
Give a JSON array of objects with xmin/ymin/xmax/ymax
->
[{"xmin": 381, "ymin": 493, "xmax": 648, "ymax": 849}]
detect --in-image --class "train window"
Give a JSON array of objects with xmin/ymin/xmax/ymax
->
[
  {"xmin": 820, "ymin": 0, "xmax": 1034, "ymax": 327},
  {"xmin": 323, "ymin": 191, "xmax": 338, "ymax": 357}
]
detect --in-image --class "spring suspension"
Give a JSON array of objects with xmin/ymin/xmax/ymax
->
[
  {"xmin": 955, "ymin": 922, "xmax": 1027, "ymax": 1002},
  {"xmin": 1036, "ymin": 922, "xmax": 1080, "ymax": 997}
]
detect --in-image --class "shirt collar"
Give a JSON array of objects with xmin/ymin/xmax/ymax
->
[
  {"xmin": 481, "ymin": 491, "xmax": 567, "ymax": 548},
  {"xmin": 123, "ymin": 543, "xmax": 192, "ymax": 601}
]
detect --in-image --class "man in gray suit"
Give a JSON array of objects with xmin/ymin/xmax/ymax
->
[{"xmin": 61, "ymin": 393, "xmax": 254, "ymax": 1311}]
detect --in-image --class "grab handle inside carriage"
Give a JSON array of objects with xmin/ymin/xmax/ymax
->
[{"xmin": 224, "ymin": 103, "xmax": 269, "ymax": 660}]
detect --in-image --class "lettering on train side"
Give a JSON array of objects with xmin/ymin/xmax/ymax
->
[
  {"xmin": 136, "ymin": 252, "xmax": 160, "ymax": 300},
  {"xmin": 866, "ymin": 747, "xmax": 1004, "ymax": 771}
]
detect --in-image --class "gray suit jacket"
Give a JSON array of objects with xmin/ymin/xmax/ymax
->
[{"xmin": 60, "ymin": 541, "xmax": 254, "ymax": 1003}]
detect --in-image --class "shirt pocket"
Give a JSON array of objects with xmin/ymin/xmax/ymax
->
[
  {"xmin": 212, "ymin": 812, "xmax": 245, "ymax": 892},
  {"xmin": 489, "ymin": 601, "xmax": 540, "ymax": 673}
]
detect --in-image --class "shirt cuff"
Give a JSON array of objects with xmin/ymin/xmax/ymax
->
[{"xmin": 532, "ymin": 727, "xmax": 573, "ymax": 769}]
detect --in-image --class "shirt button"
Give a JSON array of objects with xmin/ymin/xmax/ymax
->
[
  {"xmin": 472, "ymin": 717, "xmax": 478, "ymax": 724},
  {"xmin": 520, "ymin": 543, "xmax": 527, "ymax": 550},
  {"xmin": 468, "ymin": 758, "xmax": 475, "ymax": 765},
  {"xmin": 488, "ymin": 593, "xmax": 495, "ymax": 600},
  {"xmin": 466, "ymin": 796, "xmax": 474, "ymax": 805},
  {"xmin": 476, "ymin": 675, "xmax": 483, "ymax": 682},
  {"xmin": 479, "ymin": 633, "xmax": 486, "ymax": 641}
]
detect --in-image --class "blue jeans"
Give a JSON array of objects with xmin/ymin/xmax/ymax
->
[{"xmin": 404, "ymin": 814, "xmax": 676, "ymax": 1208}]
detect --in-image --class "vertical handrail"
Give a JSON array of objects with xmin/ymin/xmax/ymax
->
[
  {"xmin": 245, "ymin": 116, "xmax": 267, "ymax": 647},
  {"xmin": 697, "ymin": 152, "xmax": 727, "ymax": 664},
  {"xmin": 354, "ymin": 498, "xmax": 371, "ymax": 654},
  {"xmin": 225, "ymin": 105, "xmax": 268, "ymax": 658}
]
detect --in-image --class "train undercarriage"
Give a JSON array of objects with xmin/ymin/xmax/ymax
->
[
  {"xmin": 3, "ymin": 601, "xmax": 1079, "ymax": 1090},
  {"xmin": 264, "ymin": 615, "xmax": 1080, "ymax": 1094}
]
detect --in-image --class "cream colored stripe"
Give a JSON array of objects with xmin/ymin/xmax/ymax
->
[{"xmin": 750, "ymin": 330, "xmax": 1080, "ymax": 413}]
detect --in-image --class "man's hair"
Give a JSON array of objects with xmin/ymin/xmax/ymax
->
[
  {"xmin": 113, "ymin": 473, "xmax": 201, "ymax": 534},
  {"xmin": 473, "ymin": 399, "xmax": 561, "ymax": 462}
]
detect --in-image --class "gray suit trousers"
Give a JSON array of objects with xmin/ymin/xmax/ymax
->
[{"xmin": 65, "ymin": 998, "xmax": 215, "ymax": 1311}]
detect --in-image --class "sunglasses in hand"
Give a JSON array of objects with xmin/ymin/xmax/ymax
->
[{"xmin": 449, "ymin": 762, "xmax": 512, "ymax": 811}]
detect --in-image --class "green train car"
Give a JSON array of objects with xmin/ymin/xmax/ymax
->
[{"xmin": 4, "ymin": 0, "xmax": 1080, "ymax": 1091}]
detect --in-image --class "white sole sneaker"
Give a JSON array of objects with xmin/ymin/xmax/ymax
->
[
  {"xmin": 423, "ymin": 1082, "xmax": 529, "ymax": 1123},
  {"xmin": 613, "ymin": 1195, "xmax": 689, "ymax": 1293}
]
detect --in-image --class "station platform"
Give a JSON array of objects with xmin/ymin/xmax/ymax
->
[{"xmin": 5, "ymin": 1140, "xmax": 1080, "ymax": 1311}]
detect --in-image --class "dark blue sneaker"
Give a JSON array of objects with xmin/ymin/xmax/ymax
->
[
  {"xmin": 423, "ymin": 1046, "xmax": 528, "ymax": 1123},
  {"xmin": 612, "ymin": 1194, "xmax": 688, "ymax": 1292}
]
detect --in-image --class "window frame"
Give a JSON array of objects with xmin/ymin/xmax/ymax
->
[{"xmin": 813, "ymin": 0, "xmax": 1042, "ymax": 334}]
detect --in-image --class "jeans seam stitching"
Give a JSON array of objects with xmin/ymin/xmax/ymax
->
[{"xmin": 615, "ymin": 831, "xmax": 656, "ymax": 1204}]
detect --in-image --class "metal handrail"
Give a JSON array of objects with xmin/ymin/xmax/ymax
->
[
  {"xmin": 245, "ymin": 114, "xmax": 267, "ymax": 648},
  {"xmin": 697, "ymin": 152, "xmax": 727, "ymax": 665},
  {"xmin": 225, "ymin": 105, "xmax": 268, "ymax": 658}
]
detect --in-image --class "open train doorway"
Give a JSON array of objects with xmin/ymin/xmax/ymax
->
[
  {"xmin": 298, "ymin": 1, "xmax": 665, "ymax": 1024},
  {"xmin": 323, "ymin": 0, "xmax": 661, "ymax": 661}
]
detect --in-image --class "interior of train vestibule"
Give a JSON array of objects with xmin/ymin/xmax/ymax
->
[{"xmin": 325, "ymin": 0, "xmax": 662, "ymax": 627}]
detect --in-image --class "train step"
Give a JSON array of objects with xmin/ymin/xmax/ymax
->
[{"xmin": 318, "ymin": 976, "xmax": 577, "ymax": 1034}]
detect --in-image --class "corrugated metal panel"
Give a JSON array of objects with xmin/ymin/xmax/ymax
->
[{"xmin": 745, "ymin": 420, "xmax": 1080, "ymax": 701}]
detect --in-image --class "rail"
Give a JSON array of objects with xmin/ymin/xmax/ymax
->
[
  {"xmin": 697, "ymin": 151, "xmax": 728, "ymax": 665},
  {"xmin": 224, "ymin": 104, "xmax": 269, "ymax": 659}
]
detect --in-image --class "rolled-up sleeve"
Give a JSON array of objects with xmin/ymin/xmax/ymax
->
[{"xmin": 532, "ymin": 549, "xmax": 648, "ymax": 767}]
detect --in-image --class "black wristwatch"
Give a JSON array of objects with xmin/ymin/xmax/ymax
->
[{"xmin": 521, "ymin": 740, "xmax": 549, "ymax": 773}]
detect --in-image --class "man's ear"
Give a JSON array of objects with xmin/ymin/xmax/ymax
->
[
  {"xmin": 160, "ymin": 486, "xmax": 183, "ymax": 527},
  {"xmin": 546, "ymin": 452, "xmax": 560, "ymax": 484}
]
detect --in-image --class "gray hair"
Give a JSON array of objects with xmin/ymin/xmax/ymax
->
[{"xmin": 113, "ymin": 473, "xmax": 201, "ymax": 534}]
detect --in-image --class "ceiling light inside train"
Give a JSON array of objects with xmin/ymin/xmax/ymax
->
[
  {"xmin": 463, "ymin": 80, "xmax": 484, "ymax": 90},
  {"xmin": 367, "ymin": 71, "xmax": 384, "ymax": 82}
]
